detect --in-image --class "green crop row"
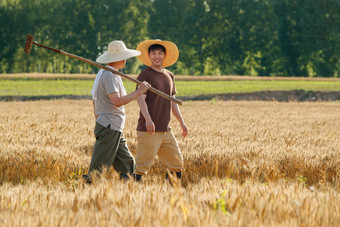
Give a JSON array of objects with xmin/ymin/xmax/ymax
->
[{"xmin": 0, "ymin": 79, "xmax": 339, "ymax": 97}]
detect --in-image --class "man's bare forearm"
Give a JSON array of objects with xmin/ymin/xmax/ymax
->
[
  {"xmin": 172, "ymin": 101, "xmax": 184, "ymax": 124},
  {"xmin": 137, "ymin": 95, "xmax": 152, "ymax": 121},
  {"xmin": 92, "ymin": 100, "xmax": 98, "ymax": 120},
  {"xmin": 110, "ymin": 90, "xmax": 143, "ymax": 107}
]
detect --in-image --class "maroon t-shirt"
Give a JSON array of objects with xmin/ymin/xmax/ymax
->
[{"xmin": 136, "ymin": 67, "xmax": 177, "ymax": 132}]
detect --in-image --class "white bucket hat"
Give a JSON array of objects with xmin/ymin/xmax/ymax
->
[{"xmin": 96, "ymin": 41, "xmax": 141, "ymax": 64}]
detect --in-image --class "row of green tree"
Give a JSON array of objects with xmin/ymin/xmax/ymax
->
[{"xmin": 1, "ymin": 0, "xmax": 339, "ymax": 77}]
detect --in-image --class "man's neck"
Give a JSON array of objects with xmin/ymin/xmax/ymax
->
[
  {"xmin": 150, "ymin": 65, "xmax": 164, "ymax": 73},
  {"xmin": 108, "ymin": 62, "xmax": 120, "ymax": 70}
]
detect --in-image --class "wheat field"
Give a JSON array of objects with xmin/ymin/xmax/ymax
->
[{"xmin": 0, "ymin": 100, "xmax": 339, "ymax": 226}]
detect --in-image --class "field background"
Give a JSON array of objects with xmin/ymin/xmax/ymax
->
[
  {"xmin": 1, "ymin": 74, "xmax": 340, "ymax": 100},
  {"xmin": 0, "ymin": 75, "xmax": 339, "ymax": 226}
]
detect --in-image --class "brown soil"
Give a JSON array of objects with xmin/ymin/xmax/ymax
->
[{"xmin": 1, "ymin": 90, "xmax": 340, "ymax": 102}]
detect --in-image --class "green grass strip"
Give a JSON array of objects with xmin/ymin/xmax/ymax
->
[
  {"xmin": 0, "ymin": 79, "xmax": 339, "ymax": 97},
  {"xmin": 175, "ymin": 80, "xmax": 340, "ymax": 96}
]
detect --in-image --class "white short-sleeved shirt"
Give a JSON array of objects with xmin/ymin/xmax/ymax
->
[{"xmin": 94, "ymin": 70, "xmax": 127, "ymax": 132}]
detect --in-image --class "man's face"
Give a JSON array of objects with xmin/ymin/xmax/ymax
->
[{"xmin": 148, "ymin": 49, "xmax": 166, "ymax": 67}]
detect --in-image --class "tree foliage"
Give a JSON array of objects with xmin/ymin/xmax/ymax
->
[{"xmin": 0, "ymin": 0, "xmax": 339, "ymax": 77}]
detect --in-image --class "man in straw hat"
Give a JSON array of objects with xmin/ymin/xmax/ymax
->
[
  {"xmin": 133, "ymin": 39, "xmax": 188, "ymax": 182},
  {"xmin": 83, "ymin": 40, "xmax": 151, "ymax": 184}
]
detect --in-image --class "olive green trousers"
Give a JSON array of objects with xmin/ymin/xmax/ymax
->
[{"xmin": 88, "ymin": 123, "xmax": 135, "ymax": 175}]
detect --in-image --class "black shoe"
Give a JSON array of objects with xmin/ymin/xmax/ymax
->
[
  {"xmin": 82, "ymin": 174, "xmax": 92, "ymax": 185},
  {"xmin": 133, "ymin": 173, "xmax": 142, "ymax": 182},
  {"xmin": 165, "ymin": 172, "xmax": 182, "ymax": 179},
  {"xmin": 119, "ymin": 173, "xmax": 130, "ymax": 181}
]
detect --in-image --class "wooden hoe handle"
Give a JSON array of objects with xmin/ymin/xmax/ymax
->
[{"xmin": 25, "ymin": 34, "xmax": 182, "ymax": 105}]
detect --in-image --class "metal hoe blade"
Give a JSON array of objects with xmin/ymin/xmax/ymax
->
[{"xmin": 24, "ymin": 34, "xmax": 34, "ymax": 55}]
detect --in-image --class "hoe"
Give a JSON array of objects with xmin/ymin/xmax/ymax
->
[{"xmin": 24, "ymin": 33, "xmax": 182, "ymax": 105}]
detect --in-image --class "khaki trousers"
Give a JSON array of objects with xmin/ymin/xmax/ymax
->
[{"xmin": 135, "ymin": 131, "xmax": 183, "ymax": 175}]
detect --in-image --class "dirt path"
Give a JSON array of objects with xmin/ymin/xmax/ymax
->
[
  {"xmin": 1, "ymin": 90, "xmax": 340, "ymax": 102},
  {"xmin": 180, "ymin": 90, "xmax": 340, "ymax": 102}
]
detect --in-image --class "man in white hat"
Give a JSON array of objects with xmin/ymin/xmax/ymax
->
[
  {"xmin": 83, "ymin": 40, "xmax": 151, "ymax": 184},
  {"xmin": 133, "ymin": 40, "xmax": 188, "ymax": 182}
]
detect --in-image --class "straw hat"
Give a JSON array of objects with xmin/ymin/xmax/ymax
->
[
  {"xmin": 96, "ymin": 41, "xmax": 141, "ymax": 64},
  {"xmin": 136, "ymin": 39, "xmax": 179, "ymax": 67}
]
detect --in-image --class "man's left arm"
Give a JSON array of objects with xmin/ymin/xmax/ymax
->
[
  {"xmin": 172, "ymin": 99, "xmax": 188, "ymax": 138},
  {"xmin": 92, "ymin": 100, "xmax": 98, "ymax": 120}
]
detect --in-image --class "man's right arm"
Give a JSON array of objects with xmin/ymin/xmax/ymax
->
[
  {"xmin": 109, "ymin": 81, "xmax": 150, "ymax": 107},
  {"xmin": 137, "ymin": 94, "xmax": 155, "ymax": 134}
]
